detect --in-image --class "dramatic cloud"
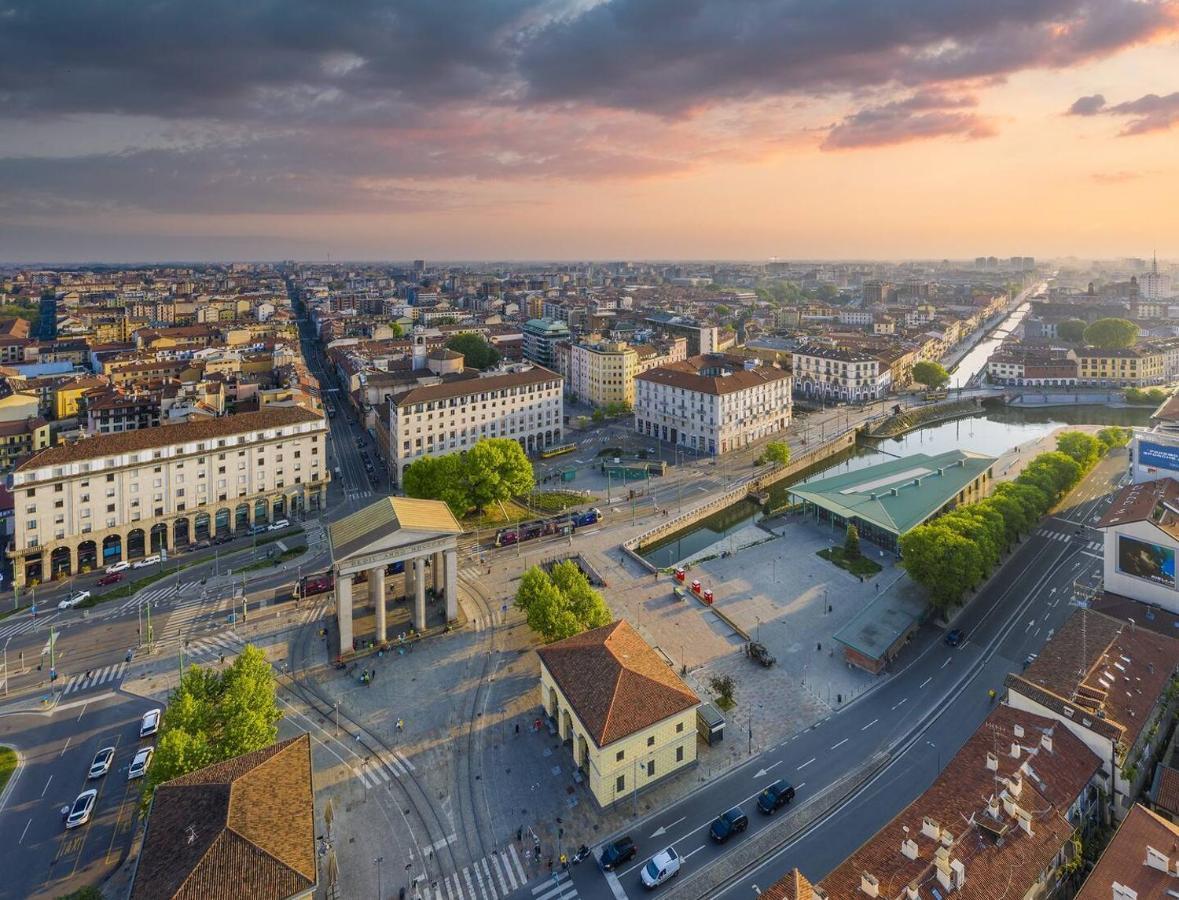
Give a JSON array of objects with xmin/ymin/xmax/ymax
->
[
  {"xmin": 1066, "ymin": 89, "xmax": 1179, "ymax": 133},
  {"xmin": 1068, "ymin": 94, "xmax": 1107, "ymax": 115},
  {"xmin": 821, "ymin": 91, "xmax": 996, "ymax": 150}
]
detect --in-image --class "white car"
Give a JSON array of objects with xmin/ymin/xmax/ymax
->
[
  {"xmin": 133, "ymin": 554, "xmax": 161, "ymax": 568},
  {"xmin": 268, "ymin": 519, "xmax": 291, "ymax": 531},
  {"xmin": 641, "ymin": 847, "xmax": 681, "ymax": 889},
  {"xmin": 65, "ymin": 789, "xmax": 98, "ymax": 829},
  {"xmin": 127, "ymin": 747, "xmax": 154, "ymax": 780},
  {"xmin": 88, "ymin": 746, "xmax": 115, "ymax": 779},
  {"xmin": 104, "ymin": 561, "xmax": 131, "ymax": 574},
  {"xmin": 139, "ymin": 708, "xmax": 161, "ymax": 738},
  {"xmin": 58, "ymin": 590, "xmax": 90, "ymax": 609}
]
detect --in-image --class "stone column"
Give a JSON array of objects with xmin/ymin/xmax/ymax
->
[
  {"xmin": 337, "ymin": 573, "xmax": 354, "ymax": 653},
  {"xmin": 444, "ymin": 548, "xmax": 458, "ymax": 621},
  {"xmin": 404, "ymin": 557, "xmax": 415, "ymax": 599},
  {"xmin": 432, "ymin": 551, "xmax": 443, "ymax": 594},
  {"xmin": 413, "ymin": 556, "xmax": 427, "ymax": 631},
  {"xmin": 369, "ymin": 566, "xmax": 386, "ymax": 643}
]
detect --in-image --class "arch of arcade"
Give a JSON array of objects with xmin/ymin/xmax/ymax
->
[{"xmin": 327, "ymin": 497, "xmax": 463, "ymax": 652}]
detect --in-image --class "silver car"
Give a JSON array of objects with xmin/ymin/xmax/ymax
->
[
  {"xmin": 88, "ymin": 747, "xmax": 115, "ymax": 779},
  {"xmin": 65, "ymin": 790, "xmax": 98, "ymax": 829},
  {"xmin": 127, "ymin": 747, "xmax": 154, "ymax": 780}
]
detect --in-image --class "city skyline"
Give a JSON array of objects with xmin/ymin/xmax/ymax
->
[{"xmin": 1, "ymin": 1, "xmax": 1178, "ymax": 261}]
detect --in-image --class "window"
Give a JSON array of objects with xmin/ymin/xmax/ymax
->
[
  {"xmin": 676, "ymin": 722, "xmax": 684, "ymax": 733},
  {"xmin": 646, "ymin": 761, "xmax": 655, "ymax": 776},
  {"xmin": 676, "ymin": 746, "xmax": 684, "ymax": 762},
  {"xmin": 647, "ymin": 736, "xmax": 655, "ymax": 747},
  {"xmin": 616, "ymin": 775, "xmax": 625, "ymax": 792},
  {"xmin": 615, "ymin": 750, "xmax": 625, "ymax": 762},
  {"xmin": 106, "ymin": 503, "xmax": 115, "ymax": 513},
  {"xmin": 55, "ymin": 484, "xmax": 62, "ymax": 493},
  {"xmin": 106, "ymin": 473, "xmax": 114, "ymax": 482},
  {"xmin": 26, "ymin": 519, "xmax": 36, "ymax": 530},
  {"xmin": 54, "ymin": 500, "xmax": 63, "ymax": 509}
]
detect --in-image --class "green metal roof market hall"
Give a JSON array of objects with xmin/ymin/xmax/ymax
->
[{"xmin": 788, "ymin": 449, "xmax": 997, "ymax": 553}]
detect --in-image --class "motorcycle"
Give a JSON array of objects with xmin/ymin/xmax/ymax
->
[{"xmin": 571, "ymin": 845, "xmax": 590, "ymax": 865}]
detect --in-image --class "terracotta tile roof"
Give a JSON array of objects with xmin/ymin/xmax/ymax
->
[
  {"xmin": 1075, "ymin": 803, "xmax": 1179, "ymax": 899},
  {"xmin": 1005, "ymin": 608, "xmax": 1179, "ymax": 755},
  {"xmin": 14, "ymin": 406, "xmax": 323, "ymax": 472},
  {"xmin": 391, "ymin": 365, "xmax": 559, "ymax": 407},
  {"xmin": 536, "ymin": 620, "xmax": 699, "ymax": 748},
  {"xmin": 1096, "ymin": 477, "xmax": 1179, "ymax": 532},
  {"xmin": 635, "ymin": 353, "xmax": 790, "ymax": 396},
  {"xmin": 760, "ymin": 868, "xmax": 824, "ymax": 900},
  {"xmin": 1153, "ymin": 765, "xmax": 1179, "ymax": 817},
  {"xmin": 818, "ymin": 705, "xmax": 1099, "ymax": 900},
  {"xmin": 131, "ymin": 734, "xmax": 316, "ymax": 900}
]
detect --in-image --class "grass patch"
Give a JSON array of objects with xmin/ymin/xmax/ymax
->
[
  {"xmin": 254, "ymin": 526, "xmax": 304, "ymax": 548},
  {"xmin": 817, "ymin": 547, "xmax": 883, "ymax": 577},
  {"xmin": 713, "ymin": 695, "xmax": 736, "ymax": 711},
  {"xmin": 524, "ymin": 491, "xmax": 594, "ymax": 513},
  {"xmin": 462, "ymin": 501, "xmax": 532, "ymax": 530},
  {"xmin": 0, "ymin": 746, "xmax": 16, "ymax": 797},
  {"xmin": 597, "ymin": 446, "xmax": 623, "ymax": 458}
]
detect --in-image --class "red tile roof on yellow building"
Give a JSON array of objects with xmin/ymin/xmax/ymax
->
[
  {"xmin": 1075, "ymin": 803, "xmax": 1179, "ymax": 899},
  {"xmin": 536, "ymin": 620, "xmax": 699, "ymax": 748}
]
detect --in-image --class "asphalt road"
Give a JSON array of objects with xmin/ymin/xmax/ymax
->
[
  {"xmin": 0, "ymin": 690, "xmax": 158, "ymax": 900},
  {"xmin": 565, "ymin": 451, "xmax": 1123, "ymax": 900}
]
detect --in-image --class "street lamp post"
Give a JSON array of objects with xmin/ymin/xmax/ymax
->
[{"xmin": 374, "ymin": 856, "xmax": 383, "ymax": 900}]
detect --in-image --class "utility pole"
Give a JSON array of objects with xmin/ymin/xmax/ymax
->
[{"xmin": 48, "ymin": 627, "xmax": 58, "ymax": 684}]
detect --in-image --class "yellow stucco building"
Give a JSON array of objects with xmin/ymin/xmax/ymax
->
[{"xmin": 536, "ymin": 620, "xmax": 700, "ymax": 808}]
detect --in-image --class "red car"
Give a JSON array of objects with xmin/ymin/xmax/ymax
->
[{"xmin": 97, "ymin": 572, "xmax": 124, "ymax": 586}]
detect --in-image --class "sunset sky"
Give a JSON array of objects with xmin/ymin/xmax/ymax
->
[{"xmin": 1, "ymin": 0, "xmax": 1177, "ymax": 262}]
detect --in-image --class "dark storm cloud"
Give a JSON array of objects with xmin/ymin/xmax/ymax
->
[
  {"xmin": 1068, "ymin": 94, "xmax": 1107, "ymax": 115},
  {"xmin": 0, "ymin": 1, "xmax": 1172, "ymax": 122},
  {"xmin": 821, "ymin": 91, "xmax": 994, "ymax": 150}
]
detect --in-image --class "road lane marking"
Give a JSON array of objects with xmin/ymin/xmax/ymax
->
[
  {"xmin": 18, "ymin": 818, "xmax": 31, "ymax": 844},
  {"xmin": 861, "ymin": 719, "xmax": 878, "ymax": 731},
  {"xmin": 41, "ymin": 775, "xmax": 52, "ymax": 797},
  {"xmin": 797, "ymin": 758, "xmax": 815, "ymax": 770},
  {"xmin": 683, "ymin": 845, "xmax": 707, "ymax": 859},
  {"xmin": 60, "ymin": 737, "xmax": 71, "ymax": 757},
  {"xmin": 919, "ymin": 677, "xmax": 931, "ymax": 688},
  {"xmin": 941, "ymin": 657, "xmax": 951, "ymax": 669},
  {"xmin": 430, "ymin": 834, "xmax": 457, "ymax": 852},
  {"xmin": 830, "ymin": 738, "xmax": 848, "ymax": 749},
  {"xmin": 892, "ymin": 698, "xmax": 908, "ymax": 710}
]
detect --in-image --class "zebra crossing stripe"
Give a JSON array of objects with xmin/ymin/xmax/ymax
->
[
  {"xmin": 394, "ymin": 749, "xmax": 415, "ymax": 772},
  {"xmin": 479, "ymin": 859, "xmax": 497, "ymax": 898},
  {"xmin": 495, "ymin": 849, "xmax": 517, "ymax": 891},
  {"xmin": 63, "ymin": 674, "xmax": 80, "ymax": 694},
  {"xmin": 444, "ymin": 874, "xmax": 462, "ymax": 900},
  {"xmin": 462, "ymin": 867, "xmax": 477, "ymax": 900},
  {"xmin": 508, "ymin": 845, "xmax": 527, "ymax": 885}
]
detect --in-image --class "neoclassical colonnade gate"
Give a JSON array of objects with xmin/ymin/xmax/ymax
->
[{"xmin": 327, "ymin": 497, "xmax": 463, "ymax": 653}]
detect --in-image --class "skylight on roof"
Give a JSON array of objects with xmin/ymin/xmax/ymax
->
[{"xmin": 839, "ymin": 467, "xmax": 933, "ymax": 495}]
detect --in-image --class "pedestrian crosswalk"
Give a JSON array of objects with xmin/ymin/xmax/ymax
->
[
  {"xmin": 1038, "ymin": 528, "xmax": 1102, "ymax": 553},
  {"xmin": 0, "ymin": 610, "xmax": 59, "ymax": 642},
  {"xmin": 353, "ymin": 746, "xmax": 418, "ymax": 786},
  {"xmin": 417, "ymin": 845, "xmax": 543, "ymax": 900},
  {"xmin": 176, "ymin": 631, "xmax": 244, "ymax": 664},
  {"xmin": 294, "ymin": 596, "xmax": 332, "ymax": 629},
  {"xmin": 61, "ymin": 661, "xmax": 127, "ymax": 695}
]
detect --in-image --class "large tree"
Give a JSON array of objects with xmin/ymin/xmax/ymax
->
[
  {"xmin": 464, "ymin": 438, "xmax": 535, "ymax": 511},
  {"xmin": 402, "ymin": 453, "xmax": 470, "ymax": 517},
  {"xmin": 912, "ymin": 360, "xmax": 950, "ymax": 390},
  {"xmin": 515, "ymin": 563, "xmax": 611, "ymax": 642},
  {"xmin": 899, "ymin": 524, "xmax": 985, "ymax": 611},
  {"xmin": 446, "ymin": 332, "xmax": 500, "ymax": 370},
  {"xmin": 1056, "ymin": 319, "xmax": 1087, "ymax": 343},
  {"xmin": 143, "ymin": 645, "xmax": 280, "ymax": 803},
  {"xmin": 1083, "ymin": 317, "xmax": 1139, "ymax": 349},
  {"xmin": 1055, "ymin": 431, "xmax": 1101, "ymax": 470}
]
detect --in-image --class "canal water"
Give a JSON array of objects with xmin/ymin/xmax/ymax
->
[
  {"xmin": 638, "ymin": 403, "xmax": 1150, "ymax": 567},
  {"xmin": 949, "ymin": 301, "xmax": 1031, "ymax": 388}
]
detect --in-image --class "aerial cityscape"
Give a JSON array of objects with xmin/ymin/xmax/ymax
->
[{"xmin": 0, "ymin": 3, "xmax": 1178, "ymax": 900}]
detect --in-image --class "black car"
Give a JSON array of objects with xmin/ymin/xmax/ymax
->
[
  {"xmin": 599, "ymin": 836, "xmax": 636, "ymax": 871},
  {"xmin": 213, "ymin": 534, "xmax": 234, "ymax": 545},
  {"xmin": 757, "ymin": 779, "xmax": 796, "ymax": 814},
  {"xmin": 944, "ymin": 629, "xmax": 964, "ymax": 647},
  {"xmin": 709, "ymin": 807, "xmax": 749, "ymax": 843}
]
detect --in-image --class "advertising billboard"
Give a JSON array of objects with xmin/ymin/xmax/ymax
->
[
  {"xmin": 1136, "ymin": 440, "xmax": 1179, "ymax": 474},
  {"xmin": 1117, "ymin": 534, "xmax": 1177, "ymax": 588}
]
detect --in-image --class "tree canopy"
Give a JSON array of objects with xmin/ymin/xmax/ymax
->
[
  {"xmin": 142, "ymin": 645, "xmax": 281, "ymax": 804},
  {"xmin": 446, "ymin": 332, "xmax": 500, "ymax": 370},
  {"xmin": 515, "ymin": 561, "xmax": 612, "ymax": 641},
  {"xmin": 1056, "ymin": 319, "xmax": 1087, "ymax": 343},
  {"xmin": 912, "ymin": 360, "xmax": 950, "ymax": 389},
  {"xmin": 760, "ymin": 441, "xmax": 792, "ymax": 466},
  {"xmin": 1083, "ymin": 317, "xmax": 1139, "ymax": 350},
  {"xmin": 403, "ymin": 438, "xmax": 535, "ymax": 516},
  {"xmin": 1055, "ymin": 431, "xmax": 1102, "ymax": 470}
]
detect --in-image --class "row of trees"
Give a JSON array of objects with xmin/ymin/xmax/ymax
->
[
  {"xmin": 142, "ymin": 645, "xmax": 281, "ymax": 804},
  {"xmin": 515, "ymin": 560, "xmax": 612, "ymax": 642},
  {"xmin": 403, "ymin": 438, "xmax": 535, "ymax": 518},
  {"xmin": 899, "ymin": 428, "xmax": 1130, "ymax": 611},
  {"xmin": 1056, "ymin": 317, "xmax": 1140, "ymax": 349}
]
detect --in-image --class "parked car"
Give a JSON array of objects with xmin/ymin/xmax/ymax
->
[
  {"xmin": 65, "ymin": 789, "xmax": 98, "ymax": 829},
  {"xmin": 88, "ymin": 746, "xmax": 115, "ymax": 779},
  {"xmin": 268, "ymin": 519, "xmax": 291, "ymax": 531},
  {"xmin": 133, "ymin": 554, "xmax": 161, "ymax": 568},
  {"xmin": 757, "ymin": 779, "xmax": 796, "ymax": 814},
  {"xmin": 213, "ymin": 534, "xmax": 234, "ymax": 545},
  {"xmin": 640, "ymin": 848, "xmax": 681, "ymax": 889},
  {"xmin": 248, "ymin": 524, "xmax": 268, "ymax": 536},
  {"xmin": 139, "ymin": 708, "xmax": 161, "ymax": 738},
  {"xmin": 709, "ymin": 807, "xmax": 749, "ymax": 843},
  {"xmin": 127, "ymin": 747, "xmax": 154, "ymax": 780},
  {"xmin": 944, "ymin": 629, "xmax": 964, "ymax": 647},
  {"xmin": 599, "ymin": 836, "xmax": 637, "ymax": 871},
  {"xmin": 97, "ymin": 572, "xmax": 124, "ymax": 587},
  {"xmin": 104, "ymin": 560, "xmax": 131, "ymax": 574}
]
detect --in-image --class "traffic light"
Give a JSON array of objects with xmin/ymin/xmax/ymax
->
[{"xmin": 50, "ymin": 668, "xmax": 57, "ymax": 681}]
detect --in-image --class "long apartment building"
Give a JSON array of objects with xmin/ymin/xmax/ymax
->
[
  {"xmin": 8, "ymin": 407, "xmax": 328, "ymax": 587},
  {"xmin": 388, "ymin": 341, "xmax": 563, "ymax": 485},
  {"xmin": 790, "ymin": 344, "xmax": 891, "ymax": 402},
  {"xmin": 634, "ymin": 353, "xmax": 791, "ymax": 455},
  {"xmin": 568, "ymin": 337, "xmax": 687, "ymax": 408}
]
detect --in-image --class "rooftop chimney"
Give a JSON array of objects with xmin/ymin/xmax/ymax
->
[
  {"xmin": 1017, "ymin": 809, "xmax": 1034, "ymax": 835},
  {"xmin": 860, "ymin": 873, "xmax": 879, "ymax": 897},
  {"xmin": 951, "ymin": 858, "xmax": 966, "ymax": 888},
  {"xmin": 1145, "ymin": 846, "xmax": 1170, "ymax": 872},
  {"xmin": 1041, "ymin": 733, "xmax": 1053, "ymax": 753},
  {"xmin": 1011, "ymin": 741, "xmax": 1022, "ymax": 759},
  {"xmin": 921, "ymin": 816, "xmax": 940, "ymax": 840},
  {"xmin": 1013, "ymin": 724, "xmax": 1024, "ymax": 738},
  {"xmin": 1112, "ymin": 882, "xmax": 1138, "ymax": 900},
  {"xmin": 901, "ymin": 839, "xmax": 919, "ymax": 860},
  {"xmin": 986, "ymin": 751, "xmax": 999, "ymax": 771}
]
